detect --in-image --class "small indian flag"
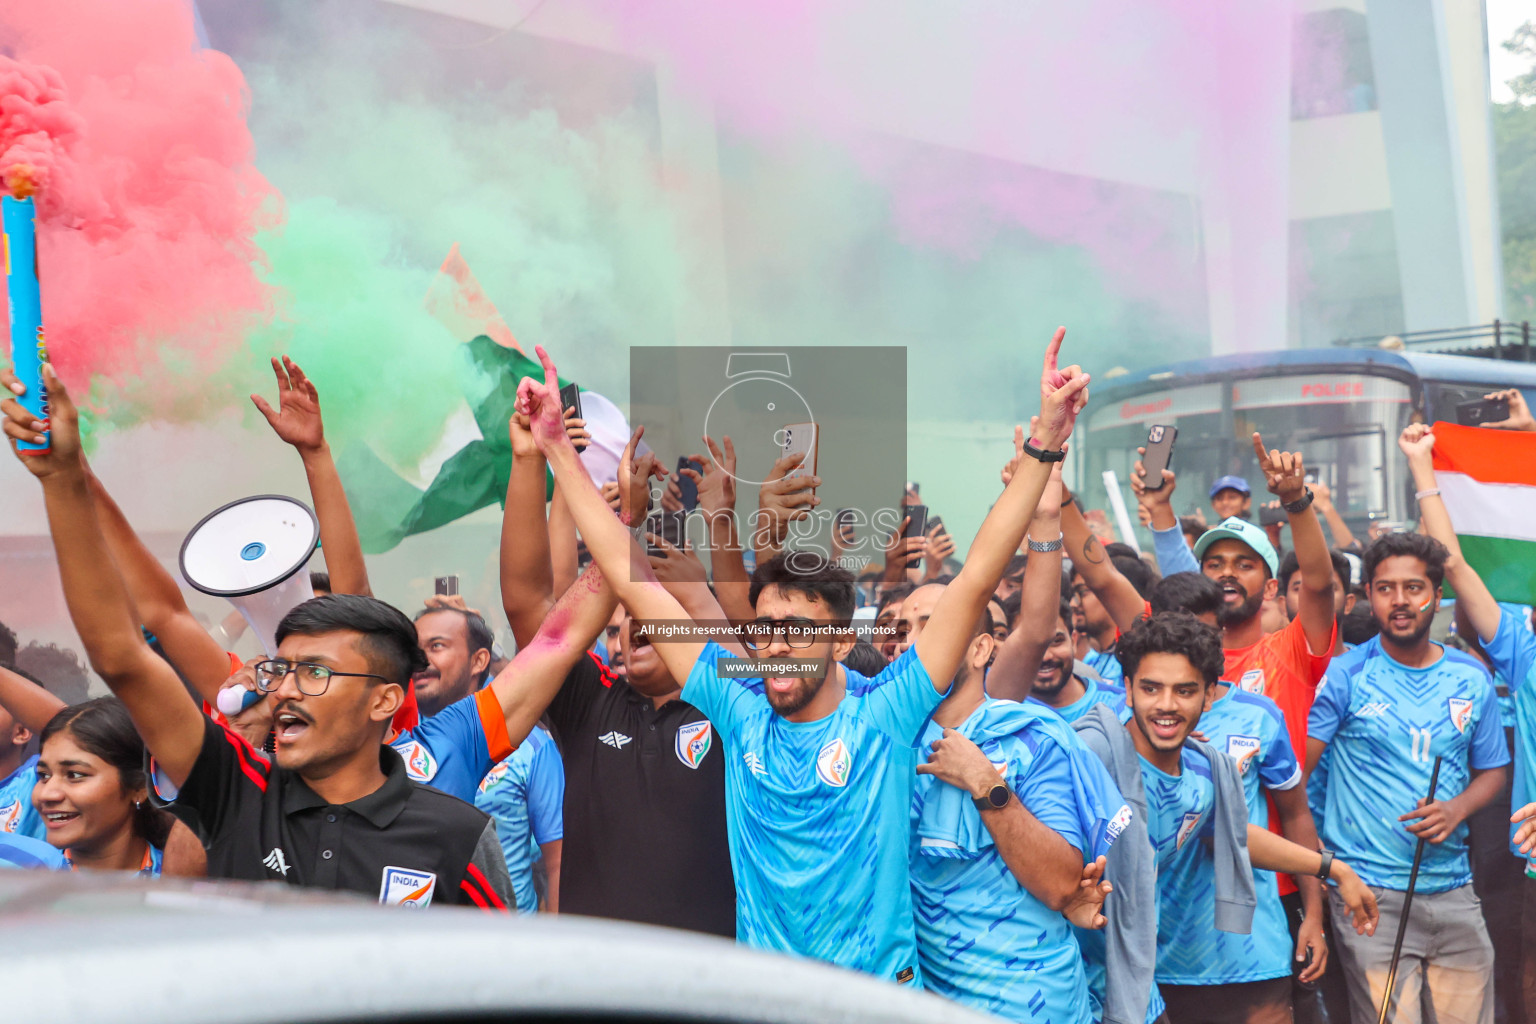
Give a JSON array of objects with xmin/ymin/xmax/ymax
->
[{"xmin": 1431, "ymin": 421, "xmax": 1536, "ymax": 604}]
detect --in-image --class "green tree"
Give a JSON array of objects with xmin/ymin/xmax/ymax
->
[{"xmin": 1497, "ymin": 21, "xmax": 1536, "ymax": 317}]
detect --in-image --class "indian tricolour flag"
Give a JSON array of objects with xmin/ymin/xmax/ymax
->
[{"xmin": 1431, "ymin": 421, "xmax": 1536, "ymax": 603}]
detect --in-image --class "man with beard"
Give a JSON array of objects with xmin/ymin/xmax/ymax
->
[
  {"xmin": 989, "ymin": 468, "xmax": 1125, "ymax": 721},
  {"xmin": 1306, "ymin": 531, "xmax": 1509, "ymax": 1024},
  {"xmin": 520, "ymin": 330, "xmax": 1091, "ymax": 983},
  {"xmin": 500, "ymin": 411, "xmax": 736, "ymax": 936},
  {"xmin": 1134, "ymin": 433, "xmax": 1338, "ymax": 769},
  {"xmin": 1078, "ymin": 614, "xmax": 1378, "ymax": 1024},
  {"xmin": 894, "ymin": 578, "xmax": 1128, "ymax": 1022}
]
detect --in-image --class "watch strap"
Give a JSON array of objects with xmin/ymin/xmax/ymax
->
[
  {"xmin": 973, "ymin": 784, "xmax": 1010, "ymax": 811},
  {"xmin": 1023, "ymin": 439, "xmax": 1067, "ymax": 464},
  {"xmin": 1316, "ymin": 849, "xmax": 1334, "ymax": 881},
  {"xmin": 1283, "ymin": 488, "xmax": 1315, "ymax": 515}
]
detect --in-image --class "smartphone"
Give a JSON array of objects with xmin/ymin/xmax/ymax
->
[
  {"xmin": 1141, "ymin": 424, "xmax": 1178, "ymax": 491},
  {"xmin": 928, "ymin": 514, "xmax": 946, "ymax": 537},
  {"xmin": 835, "ymin": 508, "xmax": 856, "ymax": 544},
  {"xmin": 559, "ymin": 382, "xmax": 588, "ymax": 453},
  {"xmin": 902, "ymin": 504, "xmax": 929, "ymax": 540},
  {"xmin": 676, "ymin": 456, "xmax": 702, "ymax": 511},
  {"xmin": 1259, "ymin": 504, "xmax": 1286, "ymax": 527},
  {"xmin": 434, "ymin": 575, "xmax": 459, "ymax": 597},
  {"xmin": 781, "ymin": 422, "xmax": 818, "ymax": 486},
  {"xmin": 645, "ymin": 510, "xmax": 687, "ymax": 557},
  {"xmin": 1456, "ymin": 396, "xmax": 1509, "ymax": 427}
]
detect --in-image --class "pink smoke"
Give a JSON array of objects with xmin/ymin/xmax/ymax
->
[
  {"xmin": 0, "ymin": 0, "xmax": 276, "ymax": 398},
  {"xmin": 606, "ymin": 0, "xmax": 1293, "ymax": 348}
]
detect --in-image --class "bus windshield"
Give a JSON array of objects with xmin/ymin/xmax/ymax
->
[{"xmin": 1081, "ymin": 372, "xmax": 1414, "ymax": 535}]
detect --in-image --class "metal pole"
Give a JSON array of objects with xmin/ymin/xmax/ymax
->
[
  {"xmin": 1494, "ymin": 319, "xmax": 1502, "ymax": 357},
  {"xmin": 1376, "ymin": 755, "xmax": 1443, "ymax": 1024}
]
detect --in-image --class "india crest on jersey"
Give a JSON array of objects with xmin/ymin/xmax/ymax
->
[
  {"xmin": 0, "ymin": 800, "xmax": 19, "ymax": 833},
  {"xmin": 1175, "ymin": 810, "xmax": 1203, "ymax": 851},
  {"xmin": 1226, "ymin": 735, "xmax": 1261, "ymax": 775},
  {"xmin": 478, "ymin": 762, "xmax": 509, "ymax": 794},
  {"xmin": 816, "ymin": 737, "xmax": 852, "ymax": 787},
  {"xmin": 1447, "ymin": 697, "xmax": 1474, "ymax": 735},
  {"xmin": 1238, "ymin": 669, "xmax": 1265, "ymax": 695},
  {"xmin": 392, "ymin": 740, "xmax": 439, "ymax": 782},
  {"xmin": 676, "ymin": 720, "xmax": 713, "ymax": 769}
]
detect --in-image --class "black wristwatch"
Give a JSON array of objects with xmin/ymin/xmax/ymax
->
[
  {"xmin": 974, "ymin": 783, "xmax": 1011, "ymax": 812},
  {"xmin": 1023, "ymin": 439, "xmax": 1067, "ymax": 463},
  {"xmin": 1283, "ymin": 488, "xmax": 1315, "ymax": 515},
  {"xmin": 1316, "ymin": 849, "xmax": 1334, "ymax": 881}
]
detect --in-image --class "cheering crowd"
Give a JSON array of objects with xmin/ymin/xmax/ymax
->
[{"xmin": 2, "ymin": 332, "xmax": 1535, "ymax": 1024}]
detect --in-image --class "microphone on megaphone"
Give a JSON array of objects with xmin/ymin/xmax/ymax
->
[{"xmin": 179, "ymin": 495, "xmax": 320, "ymax": 658}]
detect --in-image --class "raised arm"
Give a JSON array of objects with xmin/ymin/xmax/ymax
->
[
  {"xmin": 1254, "ymin": 433, "xmax": 1334, "ymax": 655},
  {"xmin": 1398, "ymin": 424, "xmax": 1501, "ymax": 644},
  {"xmin": 914, "ymin": 329, "xmax": 1090, "ymax": 691},
  {"xmin": 251, "ymin": 356, "xmax": 371, "ymax": 596},
  {"xmin": 487, "ymin": 561, "xmax": 620, "ymax": 748},
  {"xmin": 0, "ymin": 665, "xmax": 67, "ymax": 733},
  {"xmin": 1310, "ymin": 481, "xmax": 1358, "ymax": 551},
  {"xmin": 518, "ymin": 349, "xmax": 706, "ymax": 684},
  {"xmin": 3, "ymin": 366, "xmax": 206, "ymax": 786},
  {"xmin": 685, "ymin": 435, "xmax": 755, "ymax": 627},
  {"xmin": 500, "ymin": 408, "xmax": 556, "ymax": 650},
  {"xmin": 1060, "ymin": 479, "xmax": 1146, "ymax": 633},
  {"xmin": 84, "ymin": 467, "xmax": 233, "ymax": 701},
  {"xmin": 1130, "ymin": 449, "xmax": 1201, "ymax": 575},
  {"xmin": 987, "ymin": 462, "xmax": 1065, "ymax": 701}
]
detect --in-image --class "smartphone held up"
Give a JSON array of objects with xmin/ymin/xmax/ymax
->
[{"xmin": 1140, "ymin": 424, "xmax": 1177, "ymax": 490}]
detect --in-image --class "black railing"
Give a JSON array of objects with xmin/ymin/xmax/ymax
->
[{"xmin": 1332, "ymin": 320, "xmax": 1533, "ymax": 361}]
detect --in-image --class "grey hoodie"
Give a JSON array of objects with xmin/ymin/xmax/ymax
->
[{"xmin": 1073, "ymin": 703, "xmax": 1255, "ymax": 1024}]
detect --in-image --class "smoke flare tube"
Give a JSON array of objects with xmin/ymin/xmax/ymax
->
[{"xmin": 2, "ymin": 193, "xmax": 48, "ymax": 453}]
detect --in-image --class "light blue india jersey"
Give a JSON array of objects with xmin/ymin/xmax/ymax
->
[
  {"xmin": 1157, "ymin": 685, "xmax": 1300, "ymax": 984},
  {"xmin": 1309, "ymin": 637, "xmax": 1510, "ymax": 891},
  {"xmin": 910, "ymin": 698, "xmax": 1127, "ymax": 1023},
  {"xmin": 1032, "ymin": 677, "xmax": 1127, "ymax": 726},
  {"xmin": 1480, "ymin": 605, "xmax": 1536, "ymax": 870},
  {"xmin": 683, "ymin": 641, "xmax": 944, "ymax": 984},
  {"xmin": 1083, "ymin": 648, "xmax": 1124, "ymax": 688},
  {"xmin": 475, "ymin": 724, "xmax": 565, "ymax": 914},
  {"xmin": 0, "ymin": 754, "xmax": 43, "ymax": 840}
]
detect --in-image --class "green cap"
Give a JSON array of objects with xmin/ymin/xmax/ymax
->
[{"xmin": 1191, "ymin": 517, "xmax": 1279, "ymax": 577}]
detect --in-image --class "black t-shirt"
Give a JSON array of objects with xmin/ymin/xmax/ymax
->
[
  {"xmin": 170, "ymin": 717, "xmax": 515, "ymax": 910},
  {"xmin": 547, "ymin": 652, "xmax": 735, "ymax": 936}
]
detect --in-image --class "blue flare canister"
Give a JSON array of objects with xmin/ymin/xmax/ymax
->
[{"xmin": 3, "ymin": 194, "xmax": 49, "ymax": 453}]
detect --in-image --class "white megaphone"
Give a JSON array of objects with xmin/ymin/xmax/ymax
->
[{"xmin": 179, "ymin": 495, "xmax": 320, "ymax": 659}]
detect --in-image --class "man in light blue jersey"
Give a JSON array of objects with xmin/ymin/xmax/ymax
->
[
  {"xmin": 1307, "ymin": 513, "xmax": 1509, "ymax": 1024},
  {"xmin": 476, "ymin": 723, "xmax": 564, "ymax": 913},
  {"xmin": 1399, "ymin": 422, "xmax": 1535, "ymax": 1024},
  {"xmin": 0, "ymin": 700, "xmax": 42, "ymax": 840},
  {"xmin": 895, "ymin": 575, "xmax": 1125, "ymax": 1021},
  {"xmin": 1081, "ymin": 614, "xmax": 1377, "ymax": 1024},
  {"xmin": 524, "ymin": 330, "xmax": 1093, "ymax": 983}
]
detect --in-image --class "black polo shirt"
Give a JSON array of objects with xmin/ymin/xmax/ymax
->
[
  {"xmin": 547, "ymin": 652, "xmax": 734, "ymax": 936},
  {"xmin": 171, "ymin": 717, "xmax": 514, "ymax": 910}
]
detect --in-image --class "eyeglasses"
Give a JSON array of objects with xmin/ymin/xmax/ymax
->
[
  {"xmin": 742, "ymin": 617, "xmax": 820, "ymax": 651},
  {"xmin": 252, "ymin": 659, "xmax": 392, "ymax": 697}
]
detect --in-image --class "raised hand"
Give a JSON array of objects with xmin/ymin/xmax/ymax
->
[
  {"xmin": 251, "ymin": 355, "xmax": 325, "ymax": 453},
  {"xmin": 2, "ymin": 363, "xmax": 80, "ymax": 477},
  {"xmin": 924, "ymin": 521, "xmax": 956, "ymax": 578},
  {"xmin": 564, "ymin": 406, "xmax": 591, "ymax": 451},
  {"xmin": 515, "ymin": 345, "xmax": 569, "ymax": 452},
  {"xmin": 1035, "ymin": 328, "xmax": 1091, "ymax": 451},
  {"xmin": 1397, "ymin": 422, "xmax": 1436, "ymax": 464},
  {"xmin": 1001, "ymin": 425, "xmax": 1026, "ymax": 487},
  {"xmin": 1483, "ymin": 389, "xmax": 1536, "ymax": 432},
  {"xmin": 1130, "ymin": 446, "xmax": 1176, "ymax": 510},
  {"xmin": 647, "ymin": 532, "xmax": 708, "ymax": 587},
  {"xmin": 1252, "ymin": 432, "xmax": 1307, "ymax": 504},
  {"xmin": 684, "ymin": 435, "xmax": 737, "ymax": 518},
  {"xmin": 883, "ymin": 514, "xmax": 926, "ymax": 577},
  {"xmin": 509, "ymin": 409, "xmax": 540, "ymax": 460},
  {"xmin": 755, "ymin": 451, "xmax": 821, "ymax": 548},
  {"xmin": 616, "ymin": 426, "xmax": 665, "ymax": 526}
]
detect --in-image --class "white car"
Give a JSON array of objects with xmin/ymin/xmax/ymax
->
[{"xmin": 1, "ymin": 870, "xmax": 1000, "ymax": 1024}]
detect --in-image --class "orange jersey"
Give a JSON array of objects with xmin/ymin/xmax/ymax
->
[{"xmin": 1225, "ymin": 616, "xmax": 1336, "ymax": 896}]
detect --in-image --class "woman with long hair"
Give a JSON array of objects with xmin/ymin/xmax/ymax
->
[{"xmin": 33, "ymin": 697, "xmax": 172, "ymax": 875}]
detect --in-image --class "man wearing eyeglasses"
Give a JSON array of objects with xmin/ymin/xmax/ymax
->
[
  {"xmin": 517, "ymin": 331, "xmax": 1091, "ymax": 982},
  {"xmin": 1, "ymin": 366, "xmax": 616, "ymax": 909}
]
